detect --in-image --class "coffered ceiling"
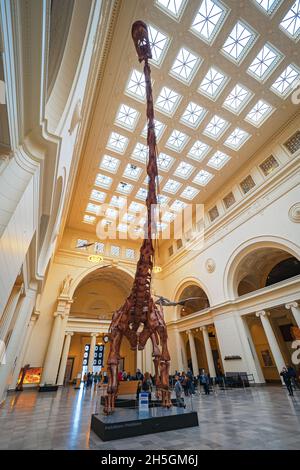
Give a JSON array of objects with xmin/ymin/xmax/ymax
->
[{"xmin": 67, "ymin": 0, "xmax": 300, "ymax": 238}]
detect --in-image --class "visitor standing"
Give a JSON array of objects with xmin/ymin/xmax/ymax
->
[
  {"xmin": 174, "ymin": 375, "xmax": 185, "ymax": 408},
  {"xmin": 199, "ymin": 369, "xmax": 210, "ymax": 395},
  {"xmin": 280, "ymin": 366, "xmax": 294, "ymax": 396}
]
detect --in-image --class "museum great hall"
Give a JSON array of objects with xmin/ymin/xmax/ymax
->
[{"xmin": 0, "ymin": 0, "xmax": 300, "ymax": 451}]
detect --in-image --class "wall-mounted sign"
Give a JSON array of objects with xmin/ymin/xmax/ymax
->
[{"xmin": 224, "ymin": 355, "xmax": 242, "ymax": 360}]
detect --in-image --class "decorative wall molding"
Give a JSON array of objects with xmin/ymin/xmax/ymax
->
[{"xmin": 288, "ymin": 202, "xmax": 300, "ymax": 223}]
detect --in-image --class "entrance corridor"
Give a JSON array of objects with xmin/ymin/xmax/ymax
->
[{"xmin": 0, "ymin": 386, "xmax": 300, "ymax": 450}]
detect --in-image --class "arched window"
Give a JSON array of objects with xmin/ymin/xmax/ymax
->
[{"xmin": 179, "ymin": 285, "xmax": 210, "ymax": 317}]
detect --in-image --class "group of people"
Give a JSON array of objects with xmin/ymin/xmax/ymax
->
[
  {"xmin": 82, "ymin": 371, "xmax": 103, "ymax": 387},
  {"xmin": 173, "ymin": 368, "xmax": 211, "ymax": 407}
]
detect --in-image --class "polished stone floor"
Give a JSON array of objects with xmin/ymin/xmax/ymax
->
[{"xmin": 0, "ymin": 384, "xmax": 300, "ymax": 450}]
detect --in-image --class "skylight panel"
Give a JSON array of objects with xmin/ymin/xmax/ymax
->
[
  {"xmin": 190, "ymin": 0, "xmax": 228, "ymax": 44},
  {"xmin": 207, "ymin": 150, "xmax": 230, "ymax": 169},
  {"xmin": 203, "ymin": 115, "xmax": 229, "ymax": 139},
  {"xmin": 161, "ymin": 211, "xmax": 175, "ymax": 223},
  {"xmin": 132, "ymin": 142, "xmax": 149, "ymax": 163},
  {"xmin": 157, "ymin": 152, "xmax": 175, "ymax": 171},
  {"xmin": 129, "ymin": 201, "xmax": 145, "ymax": 213},
  {"xmin": 270, "ymin": 64, "xmax": 300, "ymax": 96},
  {"xmin": 95, "ymin": 173, "xmax": 112, "ymax": 189},
  {"xmin": 198, "ymin": 66, "xmax": 228, "ymax": 100},
  {"xmin": 188, "ymin": 140, "xmax": 211, "ymax": 161},
  {"xmin": 221, "ymin": 20, "xmax": 257, "ymax": 63},
  {"xmin": 83, "ymin": 214, "xmax": 96, "ymax": 224},
  {"xmin": 117, "ymin": 224, "xmax": 128, "ymax": 233},
  {"xmin": 280, "ymin": 1, "xmax": 300, "ymax": 40},
  {"xmin": 247, "ymin": 43, "xmax": 282, "ymax": 82},
  {"xmin": 110, "ymin": 195, "xmax": 126, "ymax": 208},
  {"xmin": 144, "ymin": 175, "xmax": 163, "ymax": 185},
  {"xmin": 165, "ymin": 129, "xmax": 189, "ymax": 152},
  {"xmin": 136, "ymin": 187, "xmax": 148, "ymax": 201},
  {"xmin": 116, "ymin": 181, "xmax": 133, "ymax": 195},
  {"xmin": 106, "ymin": 132, "xmax": 129, "ymax": 154},
  {"xmin": 245, "ymin": 99, "xmax": 274, "ymax": 126},
  {"xmin": 169, "ymin": 47, "xmax": 201, "ymax": 84},
  {"xmin": 125, "ymin": 69, "xmax": 146, "ymax": 101},
  {"xmin": 193, "ymin": 169, "xmax": 214, "ymax": 186},
  {"xmin": 90, "ymin": 189, "xmax": 106, "ymax": 203},
  {"xmin": 163, "ymin": 179, "xmax": 182, "ymax": 194},
  {"xmin": 224, "ymin": 127, "xmax": 250, "ymax": 150},
  {"xmin": 156, "ymin": 221, "xmax": 168, "ymax": 232},
  {"xmin": 86, "ymin": 203, "xmax": 100, "ymax": 214},
  {"xmin": 223, "ymin": 84, "xmax": 252, "ymax": 114},
  {"xmin": 148, "ymin": 25, "xmax": 169, "ymax": 65},
  {"xmin": 157, "ymin": 194, "xmax": 170, "ymax": 205},
  {"xmin": 100, "ymin": 154, "xmax": 120, "ymax": 173},
  {"xmin": 141, "ymin": 119, "xmax": 166, "ymax": 141},
  {"xmin": 106, "ymin": 208, "xmax": 118, "ymax": 219},
  {"xmin": 155, "ymin": 86, "xmax": 181, "ymax": 115},
  {"xmin": 115, "ymin": 104, "xmax": 139, "ymax": 131},
  {"xmin": 253, "ymin": 0, "xmax": 282, "ymax": 15},
  {"xmin": 180, "ymin": 102, "xmax": 207, "ymax": 128},
  {"xmin": 155, "ymin": 0, "xmax": 187, "ymax": 20},
  {"xmin": 170, "ymin": 199, "xmax": 187, "ymax": 211},
  {"xmin": 122, "ymin": 213, "xmax": 136, "ymax": 223},
  {"xmin": 123, "ymin": 163, "xmax": 142, "ymax": 180},
  {"xmin": 174, "ymin": 161, "xmax": 195, "ymax": 179},
  {"xmin": 180, "ymin": 185, "xmax": 199, "ymax": 200}
]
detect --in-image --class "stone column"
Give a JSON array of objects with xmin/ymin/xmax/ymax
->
[
  {"xmin": 187, "ymin": 330, "xmax": 199, "ymax": 375},
  {"xmin": 87, "ymin": 333, "xmax": 98, "ymax": 373},
  {"xmin": 285, "ymin": 302, "xmax": 300, "ymax": 328},
  {"xmin": 179, "ymin": 332, "xmax": 188, "ymax": 371},
  {"xmin": 174, "ymin": 330, "xmax": 184, "ymax": 372},
  {"xmin": 236, "ymin": 315, "xmax": 265, "ymax": 384},
  {"xmin": 57, "ymin": 332, "xmax": 74, "ymax": 386},
  {"xmin": 200, "ymin": 326, "xmax": 216, "ymax": 377},
  {"xmin": 136, "ymin": 349, "xmax": 143, "ymax": 373},
  {"xmin": 41, "ymin": 298, "xmax": 72, "ymax": 385},
  {"xmin": 0, "ymin": 283, "xmax": 23, "ymax": 342},
  {"xmin": 256, "ymin": 310, "xmax": 285, "ymax": 381}
]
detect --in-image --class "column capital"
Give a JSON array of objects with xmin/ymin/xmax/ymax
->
[
  {"xmin": 54, "ymin": 311, "xmax": 65, "ymax": 319},
  {"xmin": 65, "ymin": 331, "xmax": 74, "ymax": 337},
  {"xmin": 285, "ymin": 302, "xmax": 299, "ymax": 310},
  {"xmin": 256, "ymin": 310, "xmax": 269, "ymax": 318},
  {"xmin": 200, "ymin": 325, "xmax": 207, "ymax": 332},
  {"xmin": 90, "ymin": 332, "xmax": 99, "ymax": 338}
]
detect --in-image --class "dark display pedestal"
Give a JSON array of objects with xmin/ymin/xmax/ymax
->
[
  {"xmin": 91, "ymin": 407, "xmax": 199, "ymax": 441},
  {"xmin": 100, "ymin": 396, "xmax": 178, "ymax": 408},
  {"xmin": 38, "ymin": 385, "xmax": 58, "ymax": 392}
]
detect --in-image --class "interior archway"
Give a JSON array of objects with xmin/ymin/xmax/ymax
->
[
  {"xmin": 236, "ymin": 248, "xmax": 300, "ymax": 297},
  {"xmin": 178, "ymin": 284, "xmax": 210, "ymax": 317}
]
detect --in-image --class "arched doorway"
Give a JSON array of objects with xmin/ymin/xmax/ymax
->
[
  {"xmin": 178, "ymin": 284, "xmax": 210, "ymax": 317},
  {"xmin": 235, "ymin": 248, "xmax": 300, "ymax": 296},
  {"xmin": 66, "ymin": 266, "xmax": 135, "ymax": 382}
]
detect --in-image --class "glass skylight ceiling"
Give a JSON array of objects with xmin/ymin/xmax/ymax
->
[
  {"xmin": 165, "ymin": 129, "xmax": 189, "ymax": 152},
  {"xmin": 125, "ymin": 69, "xmax": 146, "ymax": 101},
  {"xmin": 224, "ymin": 128, "xmax": 250, "ymax": 150},
  {"xmin": 115, "ymin": 104, "xmax": 139, "ymax": 130},
  {"xmin": 198, "ymin": 67, "xmax": 228, "ymax": 100},
  {"xmin": 221, "ymin": 20, "xmax": 257, "ymax": 63},
  {"xmin": 180, "ymin": 102, "xmax": 207, "ymax": 128},
  {"xmin": 123, "ymin": 163, "xmax": 142, "ymax": 180},
  {"xmin": 188, "ymin": 140, "xmax": 210, "ymax": 161},
  {"xmin": 207, "ymin": 150, "xmax": 230, "ymax": 169},
  {"xmin": 155, "ymin": 86, "xmax": 182, "ymax": 115},
  {"xmin": 191, "ymin": 0, "xmax": 228, "ymax": 44},
  {"xmin": 82, "ymin": 0, "xmax": 300, "ymax": 231},
  {"xmin": 148, "ymin": 25, "xmax": 169, "ymax": 65},
  {"xmin": 181, "ymin": 185, "xmax": 199, "ymax": 200},
  {"xmin": 245, "ymin": 99, "xmax": 274, "ymax": 126},
  {"xmin": 271, "ymin": 63, "xmax": 300, "ymax": 96},
  {"xmin": 106, "ymin": 132, "xmax": 128, "ymax": 154},
  {"xmin": 193, "ymin": 169, "xmax": 214, "ymax": 186},
  {"xmin": 223, "ymin": 84, "xmax": 252, "ymax": 114},
  {"xmin": 253, "ymin": 0, "xmax": 282, "ymax": 15},
  {"xmin": 132, "ymin": 142, "xmax": 148, "ymax": 163},
  {"xmin": 156, "ymin": 0, "xmax": 187, "ymax": 19},
  {"xmin": 170, "ymin": 47, "xmax": 201, "ymax": 83},
  {"xmin": 203, "ymin": 115, "xmax": 229, "ymax": 139},
  {"xmin": 280, "ymin": 1, "xmax": 300, "ymax": 40},
  {"xmin": 247, "ymin": 43, "xmax": 282, "ymax": 82},
  {"xmin": 100, "ymin": 154, "xmax": 120, "ymax": 173},
  {"xmin": 171, "ymin": 199, "xmax": 187, "ymax": 211},
  {"xmin": 174, "ymin": 161, "xmax": 195, "ymax": 179}
]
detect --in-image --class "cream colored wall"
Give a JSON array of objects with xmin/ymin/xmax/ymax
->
[{"xmin": 249, "ymin": 323, "xmax": 279, "ymax": 381}]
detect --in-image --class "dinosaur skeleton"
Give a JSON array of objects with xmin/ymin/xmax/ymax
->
[
  {"xmin": 154, "ymin": 296, "xmax": 204, "ymax": 307},
  {"xmin": 104, "ymin": 21, "xmax": 171, "ymax": 414}
]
